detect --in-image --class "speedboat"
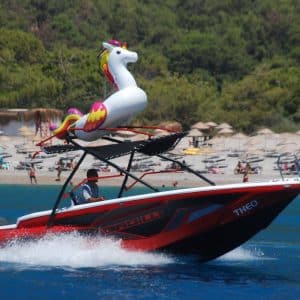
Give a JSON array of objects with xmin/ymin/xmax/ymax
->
[
  {"xmin": 3, "ymin": 38, "xmax": 296, "ymax": 261},
  {"xmin": 0, "ymin": 132, "xmax": 299, "ymax": 262}
]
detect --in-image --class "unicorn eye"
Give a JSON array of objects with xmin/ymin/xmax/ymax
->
[{"xmin": 116, "ymin": 50, "xmax": 121, "ymax": 54}]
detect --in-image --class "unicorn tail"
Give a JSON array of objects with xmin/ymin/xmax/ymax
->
[{"xmin": 53, "ymin": 114, "xmax": 81, "ymax": 139}]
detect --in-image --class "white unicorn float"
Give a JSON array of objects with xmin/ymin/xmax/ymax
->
[{"xmin": 52, "ymin": 40, "xmax": 147, "ymax": 141}]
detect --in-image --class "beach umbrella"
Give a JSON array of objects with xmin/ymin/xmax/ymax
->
[
  {"xmin": 216, "ymin": 123, "xmax": 232, "ymax": 130},
  {"xmin": 216, "ymin": 128, "xmax": 234, "ymax": 136},
  {"xmin": 279, "ymin": 132, "xmax": 299, "ymax": 141},
  {"xmin": 253, "ymin": 128, "xmax": 277, "ymax": 150},
  {"xmin": 246, "ymin": 135, "xmax": 264, "ymax": 145},
  {"xmin": 191, "ymin": 122, "xmax": 210, "ymax": 131},
  {"xmin": 277, "ymin": 143, "xmax": 298, "ymax": 154},
  {"xmin": 158, "ymin": 121, "xmax": 182, "ymax": 132},
  {"xmin": 187, "ymin": 129, "xmax": 204, "ymax": 148},
  {"xmin": 232, "ymin": 132, "xmax": 247, "ymax": 139},
  {"xmin": 276, "ymin": 133, "xmax": 299, "ymax": 150},
  {"xmin": 244, "ymin": 135, "xmax": 265, "ymax": 152},
  {"xmin": 256, "ymin": 128, "xmax": 274, "ymax": 135},
  {"xmin": 229, "ymin": 133, "xmax": 248, "ymax": 151},
  {"xmin": 209, "ymin": 136, "xmax": 227, "ymax": 151},
  {"xmin": 187, "ymin": 129, "xmax": 203, "ymax": 137},
  {"xmin": 205, "ymin": 121, "xmax": 218, "ymax": 128}
]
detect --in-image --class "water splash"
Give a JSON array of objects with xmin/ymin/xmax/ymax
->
[
  {"xmin": 217, "ymin": 246, "xmax": 267, "ymax": 262},
  {"xmin": 0, "ymin": 232, "xmax": 173, "ymax": 269}
]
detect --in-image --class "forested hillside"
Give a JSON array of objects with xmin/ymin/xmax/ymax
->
[{"xmin": 1, "ymin": 0, "xmax": 300, "ymax": 133}]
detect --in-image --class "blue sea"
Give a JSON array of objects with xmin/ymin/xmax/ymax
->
[{"xmin": 0, "ymin": 184, "xmax": 300, "ymax": 300}]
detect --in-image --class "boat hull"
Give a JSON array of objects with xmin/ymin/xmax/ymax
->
[
  {"xmin": 0, "ymin": 180, "xmax": 299, "ymax": 261},
  {"xmin": 161, "ymin": 194, "xmax": 292, "ymax": 261}
]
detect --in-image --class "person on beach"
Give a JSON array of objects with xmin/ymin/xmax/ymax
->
[
  {"xmin": 56, "ymin": 160, "xmax": 63, "ymax": 181},
  {"xmin": 72, "ymin": 169, "xmax": 105, "ymax": 205},
  {"xmin": 242, "ymin": 170, "xmax": 249, "ymax": 183},
  {"xmin": 245, "ymin": 162, "xmax": 252, "ymax": 173},
  {"xmin": 28, "ymin": 164, "xmax": 37, "ymax": 184},
  {"xmin": 242, "ymin": 163, "xmax": 251, "ymax": 183},
  {"xmin": 67, "ymin": 159, "xmax": 74, "ymax": 170},
  {"xmin": 234, "ymin": 161, "xmax": 244, "ymax": 174}
]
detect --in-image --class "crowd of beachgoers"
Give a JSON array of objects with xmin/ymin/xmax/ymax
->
[{"xmin": 0, "ymin": 129, "xmax": 299, "ymax": 187}]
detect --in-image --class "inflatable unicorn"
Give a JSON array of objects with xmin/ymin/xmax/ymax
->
[{"xmin": 53, "ymin": 40, "xmax": 147, "ymax": 141}]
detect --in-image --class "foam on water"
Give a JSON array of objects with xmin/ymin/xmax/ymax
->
[
  {"xmin": 0, "ymin": 232, "xmax": 173, "ymax": 268},
  {"xmin": 217, "ymin": 246, "xmax": 267, "ymax": 262}
]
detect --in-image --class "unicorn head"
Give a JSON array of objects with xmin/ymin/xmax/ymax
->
[{"xmin": 100, "ymin": 41, "xmax": 138, "ymax": 90}]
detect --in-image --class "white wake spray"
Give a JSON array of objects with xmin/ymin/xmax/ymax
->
[
  {"xmin": 217, "ymin": 246, "xmax": 268, "ymax": 262},
  {"xmin": 0, "ymin": 232, "xmax": 173, "ymax": 268}
]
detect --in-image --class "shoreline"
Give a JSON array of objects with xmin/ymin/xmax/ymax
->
[{"xmin": 0, "ymin": 169, "xmax": 285, "ymax": 188}]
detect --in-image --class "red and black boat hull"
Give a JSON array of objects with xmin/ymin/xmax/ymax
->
[{"xmin": 0, "ymin": 181, "xmax": 299, "ymax": 261}]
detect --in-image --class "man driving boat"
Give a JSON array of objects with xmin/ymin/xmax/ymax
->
[{"xmin": 74, "ymin": 169, "xmax": 105, "ymax": 205}]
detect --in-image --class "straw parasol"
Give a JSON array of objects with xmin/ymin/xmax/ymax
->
[
  {"xmin": 246, "ymin": 135, "xmax": 264, "ymax": 145},
  {"xmin": 187, "ymin": 129, "xmax": 203, "ymax": 137},
  {"xmin": 232, "ymin": 132, "xmax": 247, "ymax": 139},
  {"xmin": 256, "ymin": 128, "xmax": 274, "ymax": 135},
  {"xmin": 209, "ymin": 136, "xmax": 227, "ymax": 151},
  {"xmin": 216, "ymin": 122, "xmax": 232, "ymax": 130},
  {"xmin": 206, "ymin": 121, "xmax": 218, "ymax": 126},
  {"xmin": 277, "ymin": 142, "xmax": 298, "ymax": 154},
  {"xmin": 229, "ymin": 132, "xmax": 248, "ymax": 151},
  {"xmin": 216, "ymin": 127, "xmax": 234, "ymax": 136},
  {"xmin": 191, "ymin": 122, "xmax": 210, "ymax": 131},
  {"xmin": 158, "ymin": 121, "xmax": 182, "ymax": 132},
  {"xmin": 255, "ymin": 128, "xmax": 278, "ymax": 150}
]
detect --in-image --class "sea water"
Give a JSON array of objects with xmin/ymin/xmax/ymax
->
[{"xmin": 0, "ymin": 184, "xmax": 299, "ymax": 299}]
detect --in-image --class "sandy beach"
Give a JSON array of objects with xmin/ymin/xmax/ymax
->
[
  {"xmin": 0, "ymin": 169, "xmax": 284, "ymax": 187},
  {"xmin": 1, "ymin": 134, "xmax": 299, "ymax": 188}
]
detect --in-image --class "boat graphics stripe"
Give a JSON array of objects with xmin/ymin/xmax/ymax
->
[{"xmin": 187, "ymin": 204, "xmax": 223, "ymax": 223}]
